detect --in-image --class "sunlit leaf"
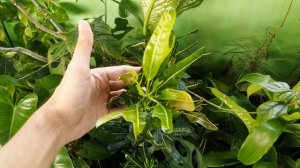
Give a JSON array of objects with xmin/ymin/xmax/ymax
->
[
  {"xmin": 142, "ymin": 8, "xmax": 176, "ymax": 81},
  {"xmin": 210, "ymin": 88, "xmax": 256, "ymax": 132},
  {"xmin": 96, "ymin": 105, "xmax": 147, "ymax": 139},
  {"xmin": 238, "ymin": 73, "xmax": 275, "ymax": 85},
  {"xmin": 184, "ymin": 112, "xmax": 218, "ymax": 130},
  {"xmin": 246, "ymin": 83, "xmax": 263, "ymax": 97},
  {"xmin": 238, "ymin": 118, "xmax": 287, "ymax": 165},
  {"xmin": 152, "ymin": 104, "xmax": 173, "ymax": 133},
  {"xmin": 292, "ymin": 80, "xmax": 300, "ymax": 93},
  {"xmin": 159, "ymin": 88, "xmax": 195, "ymax": 111}
]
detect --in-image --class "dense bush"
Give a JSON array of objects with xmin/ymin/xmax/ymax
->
[{"xmin": 0, "ymin": 0, "xmax": 299, "ymax": 167}]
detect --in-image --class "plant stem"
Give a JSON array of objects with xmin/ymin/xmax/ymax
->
[
  {"xmin": 31, "ymin": 0, "xmax": 64, "ymax": 32},
  {"xmin": 11, "ymin": 0, "xmax": 66, "ymax": 40},
  {"xmin": 1, "ymin": 21, "xmax": 14, "ymax": 47},
  {"xmin": 0, "ymin": 47, "xmax": 47, "ymax": 63},
  {"xmin": 143, "ymin": 0, "xmax": 155, "ymax": 36}
]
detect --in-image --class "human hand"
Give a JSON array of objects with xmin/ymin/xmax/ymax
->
[{"xmin": 42, "ymin": 20, "xmax": 139, "ymax": 144}]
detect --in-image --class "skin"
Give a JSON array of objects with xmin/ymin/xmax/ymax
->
[{"xmin": 0, "ymin": 20, "xmax": 139, "ymax": 168}]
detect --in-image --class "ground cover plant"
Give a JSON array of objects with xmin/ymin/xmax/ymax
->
[{"xmin": 0, "ymin": 0, "xmax": 299, "ymax": 167}]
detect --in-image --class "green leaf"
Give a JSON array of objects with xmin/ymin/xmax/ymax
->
[
  {"xmin": 52, "ymin": 147, "xmax": 74, "ymax": 168},
  {"xmin": 285, "ymin": 124, "xmax": 300, "ymax": 138},
  {"xmin": 96, "ymin": 105, "xmax": 147, "ymax": 139},
  {"xmin": 160, "ymin": 47, "xmax": 206, "ymax": 88},
  {"xmin": 152, "ymin": 104, "xmax": 173, "ymax": 133},
  {"xmin": 119, "ymin": 0, "xmax": 143, "ymax": 25},
  {"xmin": 210, "ymin": 88, "xmax": 256, "ymax": 132},
  {"xmin": 292, "ymin": 80, "xmax": 300, "ymax": 93},
  {"xmin": 278, "ymin": 154, "xmax": 296, "ymax": 168},
  {"xmin": 78, "ymin": 141, "xmax": 110, "ymax": 160},
  {"xmin": 204, "ymin": 151, "xmax": 239, "ymax": 167},
  {"xmin": 246, "ymin": 83, "xmax": 263, "ymax": 97},
  {"xmin": 256, "ymin": 101, "xmax": 288, "ymax": 123},
  {"xmin": 94, "ymin": 35, "xmax": 122, "ymax": 59},
  {"xmin": 142, "ymin": 8, "xmax": 176, "ymax": 82},
  {"xmin": 238, "ymin": 73, "xmax": 275, "ymax": 85},
  {"xmin": 184, "ymin": 112, "xmax": 218, "ymax": 130},
  {"xmin": 252, "ymin": 147, "xmax": 277, "ymax": 168},
  {"xmin": 0, "ymin": 2, "xmax": 18, "ymax": 21},
  {"xmin": 238, "ymin": 118, "xmax": 287, "ymax": 165},
  {"xmin": 34, "ymin": 74, "xmax": 62, "ymax": 105},
  {"xmin": 48, "ymin": 42, "xmax": 68, "ymax": 75},
  {"xmin": 72, "ymin": 159, "xmax": 89, "ymax": 168},
  {"xmin": 118, "ymin": 70, "xmax": 138, "ymax": 85},
  {"xmin": 176, "ymin": 0, "xmax": 204, "ymax": 15},
  {"xmin": 159, "ymin": 88, "xmax": 195, "ymax": 111},
  {"xmin": 0, "ymin": 87, "xmax": 38, "ymax": 145},
  {"xmin": 141, "ymin": 0, "xmax": 179, "ymax": 31}
]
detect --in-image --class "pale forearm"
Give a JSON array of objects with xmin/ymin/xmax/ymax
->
[{"xmin": 0, "ymin": 104, "xmax": 65, "ymax": 168}]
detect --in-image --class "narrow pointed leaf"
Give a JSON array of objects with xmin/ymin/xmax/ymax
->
[
  {"xmin": 160, "ymin": 47, "xmax": 207, "ymax": 88},
  {"xmin": 142, "ymin": 8, "xmax": 176, "ymax": 81},
  {"xmin": 96, "ymin": 105, "xmax": 147, "ymax": 139},
  {"xmin": 159, "ymin": 88, "xmax": 195, "ymax": 111},
  {"xmin": 152, "ymin": 104, "xmax": 173, "ymax": 133},
  {"xmin": 184, "ymin": 112, "xmax": 218, "ymax": 130},
  {"xmin": 210, "ymin": 88, "xmax": 256, "ymax": 132},
  {"xmin": 238, "ymin": 118, "xmax": 287, "ymax": 165}
]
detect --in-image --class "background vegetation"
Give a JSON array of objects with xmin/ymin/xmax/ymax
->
[{"xmin": 0, "ymin": 0, "xmax": 299, "ymax": 167}]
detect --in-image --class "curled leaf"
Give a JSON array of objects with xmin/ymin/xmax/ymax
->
[
  {"xmin": 118, "ymin": 70, "xmax": 138, "ymax": 85},
  {"xmin": 159, "ymin": 88, "xmax": 195, "ymax": 111}
]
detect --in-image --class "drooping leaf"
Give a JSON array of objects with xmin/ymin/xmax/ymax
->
[
  {"xmin": 0, "ymin": 87, "xmax": 38, "ymax": 145},
  {"xmin": 52, "ymin": 147, "xmax": 74, "ymax": 168},
  {"xmin": 210, "ymin": 88, "xmax": 256, "ymax": 132},
  {"xmin": 78, "ymin": 141, "xmax": 110, "ymax": 160},
  {"xmin": 204, "ymin": 151, "xmax": 239, "ymax": 167},
  {"xmin": 152, "ymin": 104, "xmax": 173, "ymax": 133},
  {"xmin": 184, "ymin": 112, "xmax": 218, "ymax": 130},
  {"xmin": 238, "ymin": 118, "xmax": 287, "ymax": 165},
  {"xmin": 142, "ymin": 8, "xmax": 176, "ymax": 81},
  {"xmin": 176, "ymin": 0, "xmax": 204, "ymax": 15},
  {"xmin": 159, "ymin": 47, "xmax": 207, "ymax": 88},
  {"xmin": 252, "ymin": 147, "xmax": 277, "ymax": 168},
  {"xmin": 159, "ymin": 88, "xmax": 195, "ymax": 111},
  {"xmin": 256, "ymin": 101, "xmax": 288, "ymax": 123},
  {"xmin": 96, "ymin": 105, "xmax": 147, "ymax": 139}
]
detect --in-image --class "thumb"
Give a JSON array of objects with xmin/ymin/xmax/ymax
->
[{"xmin": 71, "ymin": 20, "xmax": 94, "ymax": 67}]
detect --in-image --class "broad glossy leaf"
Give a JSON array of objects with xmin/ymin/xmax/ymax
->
[
  {"xmin": 184, "ymin": 112, "xmax": 218, "ymax": 130},
  {"xmin": 238, "ymin": 118, "xmax": 287, "ymax": 165},
  {"xmin": 256, "ymin": 101, "xmax": 288, "ymax": 123},
  {"xmin": 78, "ymin": 141, "xmax": 110, "ymax": 160},
  {"xmin": 96, "ymin": 105, "xmax": 147, "ymax": 139},
  {"xmin": 261, "ymin": 82, "xmax": 290, "ymax": 92},
  {"xmin": 72, "ymin": 159, "xmax": 89, "ymax": 168},
  {"xmin": 0, "ymin": 87, "xmax": 38, "ymax": 145},
  {"xmin": 141, "ymin": 0, "xmax": 178, "ymax": 31},
  {"xmin": 204, "ymin": 151, "xmax": 239, "ymax": 167},
  {"xmin": 159, "ymin": 88, "xmax": 195, "ymax": 111},
  {"xmin": 52, "ymin": 147, "xmax": 74, "ymax": 168},
  {"xmin": 94, "ymin": 35, "xmax": 122, "ymax": 59},
  {"xmin": 176, "ymin": 0, "xmax": 203, "ymax": 15},
  {"xmin": 152, "ymin": 104, "xmax": 173, "ymax": 133},
  {"xmin": 252, "ymin": 147, "xmax": 277, "ymax": 168},
  {"xmin": 210, "ymin": 88, "xmax": 256, "ymax": 132},
  {"xmin": 142, "ymin": 8, "xmax": 176, "ymax": 81},
  {"xmin": 160, "ymin": 47, "xmax": 206, "ymax": 88}
]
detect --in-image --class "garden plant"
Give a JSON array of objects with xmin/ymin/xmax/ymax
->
[{"xmin": 0, "ymin": 0, "xmax": 299, "ymax": 167}]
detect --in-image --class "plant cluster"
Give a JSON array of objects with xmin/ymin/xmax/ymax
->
[{"xmin": 0, "ymin": 0, "xmax": 299, "ymax": 168}]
